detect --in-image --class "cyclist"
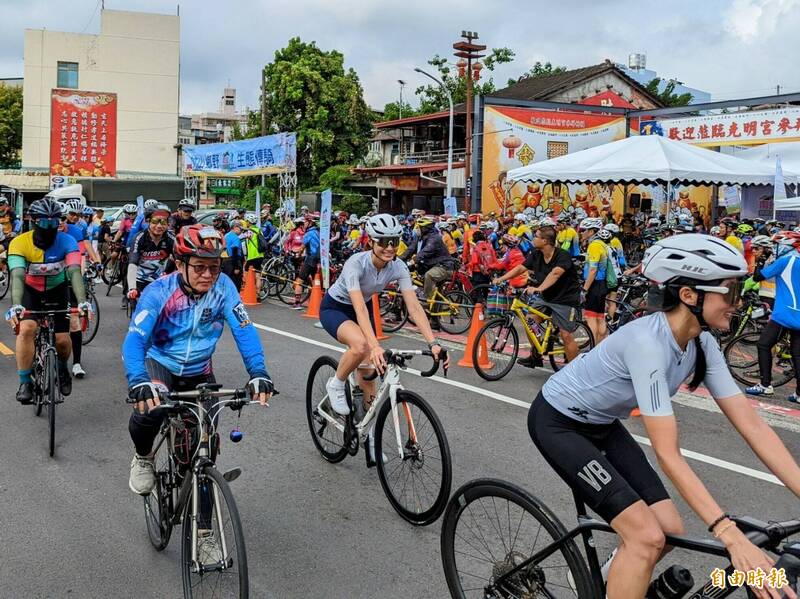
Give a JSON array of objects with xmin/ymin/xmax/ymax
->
[
  {"xmin": 222, "ymin": 219, "xmax": 244, "ymax": 290},
  {"xmin": 529, "ymin": 233, "xmax": 800, "ymax": 599},
  {"xmin": 555, "ymin": 213, "xmax": 580, "ymax": 257},
  {"xmin": 112, "ymin": 203, "xmax": 138, "ymax": 307},
  {"xmin": 580, "ymin": 217, "xmax": 611, "ymax": 343},
  {"xmin": 127, "ymin": 199, "xmax": 159, "ymax": 248},
  {"xmin": 169, "ymin": 198, "xmax": 197, "ymax": 234},
  {"xmin": 125, "ymin": 206, "xmax": 174, "ymax": 307},
  {"xmin": 321, "ymin": 214, "xmax": 447, "ymax": 417},
  {"xmin": 602, "ymin": 224, "xmax": 626, "ymax": 322},
  {"xmin": 123, "ymin": 224, "xmax": 273, "ymax": 497},
  {"xmin": 4, "ymin": 198, "xmax": 91, "ymax": 403},
  {"xmin": 489, "ymin": 234, "xmax": 528, "ymax": 289},
  {"xmin": 293, "ymin": 213, "xmax": 320, "ymax": 309},
  {"xmin": 241, "ymin": 212, "xmax": 266, "ymax": 293}
]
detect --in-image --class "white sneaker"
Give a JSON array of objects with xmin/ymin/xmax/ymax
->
[
  {"xmin": 745, "ymin": 383, "xmax": 774, "ymax": 396},
  {"xmin": 129, "ymin": 454, "xmax": 155, "ymax": 495},
  {"xmin": 325, "ymin": 377, "xmax": 350, "ymax": 415},
  {"xmin": 72, "ymin": 363, "xmax": 86, "ymax": 379},
  {"xmin": 198, "ymin": 530, "xmax": 222, "ymax": 566}
]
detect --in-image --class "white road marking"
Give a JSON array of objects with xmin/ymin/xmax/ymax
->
[{"xmin": 255, "ymin": 321, "xmax": 785, "ymax": 487}]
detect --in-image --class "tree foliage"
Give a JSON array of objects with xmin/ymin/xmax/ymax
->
[
  {"xmin": 644, "ymin": 78, "xmax": 693, "ymax": 107},
  {"xmin": 414, "ymin": 47, "xmax": 516, "ymax": 114},
  {"xmin": 377, "ymin": 100, "xmax": 419, "ymax": 122},
  {"xmin": 0, "ymin": 85, "xmax": 23, "ymax": 168},
  {"xmin": 256, "ymin": 38, "xmax": 374, "ymax": 189},
  {"xmin": 507, "ymin": 61, "xmax": 567, "ymax": 87}
]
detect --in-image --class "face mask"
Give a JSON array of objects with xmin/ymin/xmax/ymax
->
[{"xmin": 33, "ymin": 226, "xmax": 58, "ymax": 249}]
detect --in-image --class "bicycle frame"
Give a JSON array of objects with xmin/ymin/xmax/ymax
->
[{"xmin": 507, "ymin": 297, "xmax": 560, "ymax": 357}]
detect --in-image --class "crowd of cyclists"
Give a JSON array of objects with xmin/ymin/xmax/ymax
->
[{"xmin": 3, "ymin": 186, "xmax": 800, "ymax": 597}]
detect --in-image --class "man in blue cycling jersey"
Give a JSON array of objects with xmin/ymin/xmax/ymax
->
[{"xmin": 123, "ymin": 224, "xmax": 274, "ymax": 497}]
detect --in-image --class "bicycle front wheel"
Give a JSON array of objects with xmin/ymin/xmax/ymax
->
[
  {"xmin": 82, "ymin": 292, "xmax": 100, "ymax": 345},
  {"xmin": 144, "ymin": 437, "xmax": 174, "ymax": 551},
  {"xmin": 441, "ymin": 478, "xmax": 594, "ymax": 599},
  {"xmin": 305, "ymin": 355, "xmax": 351, "ymax": 463},
  {"xmin": 548, "ymin": 321, "xmax": 595, "ymax": 372},
  {"xmin": 45, "ymin": 351, "xmax": 58, "ymax": 457},
  {"xmin": 439, "ymin": 290, "xmax": 473, "ymax": 335},
  {"xmin": 181, "ymin": 467, "xmax": 248, "ymax": 598},
  {"xmin": 374, "ymin": 390, "xmax": 452, "ymax": 526},
  {"xmin": 474, "ymin": 317, "xmax": 519, "ymax": 381},
  {"xmin": 724, "ymin": 332, "xmax": 794, "ymax": 388}
]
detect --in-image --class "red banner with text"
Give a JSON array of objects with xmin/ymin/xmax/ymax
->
[{"xmin": 50, "ymin": 89, "xmax": 117, "ymax": 177}]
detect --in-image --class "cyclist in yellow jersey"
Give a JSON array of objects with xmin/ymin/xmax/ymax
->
[
  {"xmin": 555, "ymin": 213, "xmax": 580, "ymax": 257},
  {"xmin": 509, "ymin": 213, "xmax": 531, "ymax": 240},
  {"xmin": 580, "ymin": 218, "xmax": 611, "ymax": 343}
]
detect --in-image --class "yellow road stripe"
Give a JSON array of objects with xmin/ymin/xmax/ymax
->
[{"xmin": 0, "ymin": 342, "xmax": 14, "ymax": 356}]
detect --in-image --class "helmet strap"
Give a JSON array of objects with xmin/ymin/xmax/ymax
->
[
  {"xmin": 681, "ymin": 290, "xmax": 709, "ymax": 330},
  {"xmin": 177, "ymin": 259, "xmax": 206, "ymax": 300}
]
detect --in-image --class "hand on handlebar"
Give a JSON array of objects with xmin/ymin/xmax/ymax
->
[
  {"xmin": 247, "ymin": 376, "xmax": 274, "ymax": 406},
  {"xmin": 5, "ymin": 305, "xmax": 23, "ymax": 328},
  {"xmin": 369, "ymin": 344, "xmax": 387, "ymax": 375},
  {"xmin": 127, "ymin": 382, "xmax": 165, "ymax": 415},
  {"xmin": 431, "ymin": 344, "xmax": 450, "ymax": 372},
  {"xmin": 725, "ymin": 532, "xmax": 790, "ymax": 599}
]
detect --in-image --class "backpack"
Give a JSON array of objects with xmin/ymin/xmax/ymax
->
[
  {"xmin": 256, "ymin": 230, "xmax": 269, "ymax": 255},
  {"xmin": 474, "ymin": 242, "xmax": 496, "ymax": 274}
]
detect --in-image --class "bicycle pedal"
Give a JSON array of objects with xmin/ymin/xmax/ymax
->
[{"xmin": 348, "ymin": 435, "xmax": 359, "ymax": 456}]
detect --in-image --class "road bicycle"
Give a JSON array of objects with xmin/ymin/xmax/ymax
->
[
  {"xmin": 725, "ymin": 328, "xmax": 795, "ymax": 389},
  {"xmin": 0, "ymin": 257, "xmax": 8, "ymax": 300},
  {"xmin": 15, "ymin": 307, "xmax": 84, "ymax": 457},
  {"xmin": 101, "ymin": 243, "xmax": 128, "ymax": 296},
  {"xmin": 472, "ymin": 291, "xmax": 594, "ymax": 381},
  {"xmin": 81, "ymin": 269, "xmax": 100, "ymax": 344},
  {"xmin": 130, "ymin": 383, "xmax": 267, "ymax": 599},
  {"xmin": 441, "ymin": 478, "xmax": 800, "ymax": 598},
  {"xmin": 306, "ymin": 348, "xmax": 452, "ymax": 526},
  {"xmin": 379, "ymin": 276, "xmax": 473, "ymax": 335}
]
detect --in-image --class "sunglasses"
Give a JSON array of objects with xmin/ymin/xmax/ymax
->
[
  {"xmin": 150, "ymin": 218, "xmax": 169, "ymax": 225},
  {"xmin": 375, "ymin": 237, "xmax": 401, "ymax": 248},
  {"xmin": 186, "ymin": 263, "xmax": 221, "ymax": 276},
  {"xmin": 36, "ymin": 217, "xmax": 61, "ymax": 229},
  {"xmin": 695, "ymin": 280, "xmax": 743, "ymax": 305}
]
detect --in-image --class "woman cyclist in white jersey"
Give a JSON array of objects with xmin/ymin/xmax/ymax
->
[
  {"xmin": 529, "ymin": 234, "xmax": 800, "ymax": 599},
  {"xmin": 321, "ymin": 214, "xmax": 448, "ymax": 415}
]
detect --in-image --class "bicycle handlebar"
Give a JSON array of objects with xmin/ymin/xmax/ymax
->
[
  {"xmin": 362, "ymin": 348, "xmax": 449, "ymax": 381},
  {"xmin": 13, "ymin": 308, "xmax": 87, "ymax": 334}
]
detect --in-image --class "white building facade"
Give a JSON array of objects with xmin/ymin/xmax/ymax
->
[{"xmin": 22, "ymin": 9, "xmax": 180, "ymax": 176}]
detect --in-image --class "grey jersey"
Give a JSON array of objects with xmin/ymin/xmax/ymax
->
[
  {"xmin": 542, "ymin": 312, "xmax": 740, "ymax": 424},
  {"xmin": 327, "ymin": 250, "xmax": 413, "ymax": 305}
]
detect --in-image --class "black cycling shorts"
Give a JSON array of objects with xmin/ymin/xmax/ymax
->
[
  {"xmin": 528, "ymin": 392, "xmax": 669, "ymax": 523},
  {"xmin": 298, "ymin": 259, "xmax": 319, "ymax": 283},
  {"xmin": 21, "ymin": 282, "xmax": 71, "ymax": 333},
  {"xmin": 583, "ymin": 279, "xmax": 609, "ymax": 317},
  {"xmin": 244, "ymin": 257, "xmax": 263, "ymax": 272}
]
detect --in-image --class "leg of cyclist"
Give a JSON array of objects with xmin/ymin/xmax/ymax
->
[
  {"xmin": 748, "ymin": 319, "xmax": 781, "ymax": 396},
  {"xmin": 334, "ymin": 321, "xmax": 377, "ymax": 409},
  {"xmin": 788, "ymin": 328, "xmax": 800, "ymax": 402},
  {"xmin": 14, "ymin": 320, "xmax": 37, "ymax": 403}
]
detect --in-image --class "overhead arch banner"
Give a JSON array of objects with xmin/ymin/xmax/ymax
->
[{"xmin": 184, "ymin": 132, "xmax": 297, "ymax": 176}]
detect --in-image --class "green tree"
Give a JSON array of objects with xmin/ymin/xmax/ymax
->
[
  {"xmin": 507, "ymin": 61, "xmax": 567, "ymax": 86},
  {"xmin": 378, "ymin": 100, "xmax": 419, "ymax": 122},
  {"xmin": 0, "ymin": 85, "xmax": 23, "ymax": 168},
  {"xmin": 315, "ymin": 164, "xmax": 373, "ymax": 216},
  {"xmin": 414, "ymin": 47, "xmax": 516, "ymax": 114},
  {"xmin": 644, "ymin": 78, "xmax": 693, "ymax": 107},
  {"xmin": 255, "ymin": 38, "xmax": 374, "ymax": 189}
]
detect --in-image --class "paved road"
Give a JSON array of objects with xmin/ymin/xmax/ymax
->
[{"xmin": 0, "ymin": 286, "xmax": 797, "ymax": 598}]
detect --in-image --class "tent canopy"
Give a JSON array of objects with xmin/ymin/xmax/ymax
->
[
  {"xmin": 731, "ymin": 142, "xmax": 800, "ymax": 178},
  {"xmin": 507, "ymin": 134, "xmax": 779, "ymax": 186},
  {"xmin": 774, "ymin": 197, "xmax": 800, "ymax": 210}
]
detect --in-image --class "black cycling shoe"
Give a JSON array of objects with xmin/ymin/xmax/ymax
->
[
  {"xmin": 16, "ymin": 382, "xmax": 34, "ymax": 405},
  {"xmin": 430, "ymin": 318, "xmax": 442, "ymax": 331},
  {"xmin": 517, "ymin": 355, "xmax": 544, "ymax": 368},
  {"xmin": 58, "ymin": 367, "xmax": 72, "ymax": 396}
]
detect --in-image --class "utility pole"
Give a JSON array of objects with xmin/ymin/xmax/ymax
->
[
  {"xmin": 398, "ymin": 80, "xmax": 406, "ymax": 119},
  {"xmin": 261, "ymin": 67, "xmax": 267, "ymax": 137},
  {"xmin": 453, "ymin": 31, "xmax": 485, "ymax": 213}
]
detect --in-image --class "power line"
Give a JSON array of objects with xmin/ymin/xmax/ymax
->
[{"xmin": 79, "ymin": 0, "xmax": 103, "ymax": 34}]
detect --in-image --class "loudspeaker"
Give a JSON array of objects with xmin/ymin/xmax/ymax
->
[
  {"xmin": 629, "ymin": 193, "xmax": 641, "ymax": 209},
  {"xmin": 641, "ymin": 197, "xmax": 652, "ymax": 212}
]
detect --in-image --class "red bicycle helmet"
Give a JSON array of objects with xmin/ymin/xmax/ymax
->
[{"xmin": 174, "ymin": 224, "xmax": 224, "ymax": 259}]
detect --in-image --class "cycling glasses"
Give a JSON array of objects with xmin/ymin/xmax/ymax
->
[
  {"xmin": 695, "ymin": 279, "xmax": 743, "ymax": 305},
  {"xmin": 150, "ymin": 218, "xmax": 169, "ymax": 226},
  {"xmin": 186, "ymin": 262, "xmax": 221, "ymax": 276},
  {"xmin": 375, "ymin": 237, "xmax": 401, "ymax": 248},
  {"xmin": 35, "ymin": 217, "xmax": 61, "ymax": 229}
]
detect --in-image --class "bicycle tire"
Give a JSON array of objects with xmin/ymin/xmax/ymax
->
[
  {"xmin": 0, "ymin": 268, "xmax": 8, "ymax": 300},
  {"xmin": 144, "ymin": 438, "xmax": 174, "ymax": 551},
  {"xmin": 441, "ymin": 478, "xmax": 595, "ymax": 599},
  {"xmin": 276, "ymin": 263, "xmax": 302, "ymax": 306},
  {"xmin": 305, "ymin": 355, "xmax": 351, "ymax": 463},
  {"xmin": 467, "ymin": 283, "xmax": 492, "ymax": 306},
  {"xmin": 724, "ymin": 332, "xmax": 794, "ymax": 388},
  {"xmin": 548, "ymin": 321, "xmax": 595, "ymax": 372},
  {"xmin": 82, "ymin": 292, "xmax": 100, "ymax": 345},
  {"xmin": 45, "ymin": 351, "xmax": 58, "ymax": 457},
  {"xmin": 439, "ymin": 290, "xmax": 473, "ymax": 335},
  {"xmin": 33, "ymin": 350, "xmax": 45, "ymax": 417},
  {"xmin": 380, "ymin": 293, "xmax": 408, "ymax": 333},
  {"xmin": 473, "ymin": 317, "xmax": 519, "ymax": 382},
  {"xmin": 374, "ymin": 389, "xmax": 452, "ymax": 526},
  {"xmin": 181, "ymin": 466, "xmax": 248, "ymax": 598}
]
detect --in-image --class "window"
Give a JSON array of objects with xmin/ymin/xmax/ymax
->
[{"xmin": 57, "ymin": 62, "xmax": 79, "ymax": 89}]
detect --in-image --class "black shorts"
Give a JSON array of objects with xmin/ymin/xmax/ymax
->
[
  {"xmin": 319, "ymin": 293, "xmax": 375, "ymax": 340},
  {"xmin": 244, "ymin": 257, "xmax": 263, "ymax": 272},
  {"xmin": 528, "ymin": 392, "xmax": 669, "ymax": 523},
  {"xmin": 298, "ymin": 259, "xmax": 319, "ymax": 282},
  {"xmin": 21, "ymin": 283, "xmax": 71, "ymax": 333},
  {"xmin": 584, "ymin": 279, "xmax": 609, "ymax": 316}
]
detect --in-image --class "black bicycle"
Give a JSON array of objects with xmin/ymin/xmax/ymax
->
[
  {"xmin": 81, "ymin": 269, "xmax": 100, "ymax": 345},
  {"xmin": 130, "ymin": 383, "xmax": 271, "ymax": 599},
  {"xmin": 441, "ymin": 478, "xmax": 800, "ymax": 597},
  {"xmin": 101, "ymin": 243, "xmax": 127, "ymax": 295},
  {"xmin": 16, "ymin": 308, "xmax": 83, "ymax": 457}
]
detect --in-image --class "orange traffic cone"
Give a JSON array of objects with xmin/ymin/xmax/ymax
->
[
  {"xmin": 303, "ymin": 271, "xmax": 323, "ymax": 319},
  {"xmin": 371, "ymin": 293, "xmax": 390, "ymax": 340},
  {"xmin": 631, "ymin": 408, "xmax": 641, "ymax": 417},
  {"xmin": 458, "ymin": 303, "xmax": 492, "ymax": 368},
  {"xmin": 240, "ymin": 266, "xmax": 258, "ymax": 306}
]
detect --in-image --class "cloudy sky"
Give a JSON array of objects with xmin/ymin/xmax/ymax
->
[{"xmin": 1, "ymin": 0, "xmax": 799, "ymax": 114}]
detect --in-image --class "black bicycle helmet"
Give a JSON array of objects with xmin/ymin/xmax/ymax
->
[{"xmin": 29, "ymin": 198, "xmax": 63, "ymax": 219}]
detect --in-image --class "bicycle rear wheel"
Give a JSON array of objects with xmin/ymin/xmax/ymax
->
[
  {"xmin": 724, "ymin": 332, "xmax": 794, "ymax": 388},
  {"xmin": 144, "ymin": 436, "xmax": 174, "ymax": 551},
  {"xmin": 441, "ymin": 478, "xmax": 594, "ymax": 598},
  {"xmin": 45, "ymin": 351, "xmax": 58, "ymax": 457},
  {"xmin": 439, "ymin": 290, "xmax": 473, "ymax": 335},
  {"xmin": 374, "ymin": 390, "xmax": 452, "ymax": 526},
  {"xmin": 82, "ymin": 292, "xmax": 100, "ymax": 344},
  {"xmin": 181, "ymin": 467, "xmax": 248, "ymax": 598},
  {"xmin": 305, "ymin": 355, "xmax": 351, "ymax": 463},
  {"xmin": 473, "ymin": 317, "xmax": 519, "ymax": 382},
  {"xmin": 380, "ymin": 292, "xmax": 408, "ymax": 333},
  {"xmin": 548, "ymin": 321, "xmax": 595, "ymax": 372},
  {"xmin": 0, "ymin": 268, "xmax": 8, "ymax": 300}
]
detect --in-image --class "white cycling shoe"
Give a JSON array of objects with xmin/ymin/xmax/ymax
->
[
  {"xmin": 72, "ymin": 363, "xmax": 86, "ymax": 378},
  {"xmin": 325, "ymin": 377, "xmax": 350, "ymax": 416},
  {"xmin": 129, "ymin": 454, "xmax": 156, "ymax": 495}
]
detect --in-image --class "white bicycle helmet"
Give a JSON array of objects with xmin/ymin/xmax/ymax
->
[
  {"xmin": 642, "ymin": 234, "xmax": 748, "ymax": 284},
  {"xmin": 751, "ymin": 234, "xmax": 773, "ymax": 248},
  {"xmin": 178, "ymin": 198, "xmax": 195, "ymax": 210},
  {"xmin": 359, "ymin": 215, "xmax": 369, "ymax": 223},
  {"xmin": 604, "ymin": 223, "xmax": 620, "ymax": 234},
  {"xmin": 647, "ymin": 217, "xmax": 661, "ymax": 227},
  {"xmin": 538, "ymin": 217, "xmax": 556, "ymax": 228},
  {"xmin": 144, "ymin": 199, "xmax": 159, "ymax": 210},
  {"xmin": 597, "ymin": 228, "xmax": 613, "ymax": 241},
  {"xmin": 64, "ymin": 198, "xmax": 85, "ymax": 214},
  {"xmin": 244, "ymin": 213, "xmax": 257, "ymax": 224},
  {"xmin": 514, "ymin": 213, "xmax": 527, "ymax": 222},
  {"xmin": 365, "ymin": 214, "xmax": 402, "ymax": 239},
  {"xmin": 347, "ymin": 214, "xmax": 359, "ymax": 225},
  {"xmin": 709, "ymin": 225, "xmax": 721, "ymax": 235},
  {"xmin": 556, "ymin": 212, "xmax": 571, "ymax": 223},
  {"xmin": 123, "ymin": 203, "xmax": 137, "ymax": 215},
  {"xmin": 579, "ymin": 217, "xmax": 603, "ymax": 231}
]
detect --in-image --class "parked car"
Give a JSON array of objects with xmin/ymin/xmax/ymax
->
[{"xmin": 195, "ymin": 208, "xmax": 234, "ymax": 225}]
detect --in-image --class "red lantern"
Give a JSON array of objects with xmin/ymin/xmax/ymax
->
[
  {"xmin": 456, "ymin": 59, "xmax": 468, "ymax": 78},
  {"xmin": 502, "ymin": 135, "xmax": 522, "ymax": 158},
  {"xmin": 472, "ymin": 61, "xmax": 483, "ymax": 82}
]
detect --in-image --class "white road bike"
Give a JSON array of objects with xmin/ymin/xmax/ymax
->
[{"xmin": 306, "ymin": 348, "xmax": 452, "ymax": 526}]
